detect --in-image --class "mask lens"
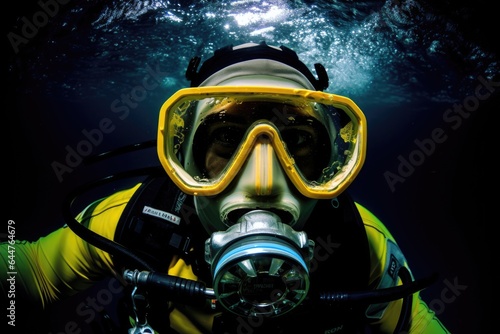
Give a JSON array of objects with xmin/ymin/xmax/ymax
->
[{"xmin": 192, "ymin": 101, "xmax": 331, "ymax": 181}]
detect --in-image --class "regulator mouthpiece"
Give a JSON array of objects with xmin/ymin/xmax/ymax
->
[{"xmin": 204, "ymin": 210, "xmax": 315, "ymax": 318}]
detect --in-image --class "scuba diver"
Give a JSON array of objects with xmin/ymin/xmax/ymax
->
[{"xmin": 1, "ymin": 41, "xmax": 450, "ymax": 333}]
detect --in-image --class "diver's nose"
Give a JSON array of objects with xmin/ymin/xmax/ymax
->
[{"xmin": 234, "ymin": 136, "xmax": 288, "ymax": 196}]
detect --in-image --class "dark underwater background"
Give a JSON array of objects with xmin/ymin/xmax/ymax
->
[{"xmin": 4, "ymin": 0, "xmax": 499, "ymax": 333}]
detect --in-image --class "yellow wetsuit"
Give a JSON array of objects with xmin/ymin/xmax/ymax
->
[{"xmin": 0, "ymin": 183, "xmax": 449, "ymax": 333}]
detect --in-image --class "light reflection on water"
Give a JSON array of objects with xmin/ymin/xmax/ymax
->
[{"xmin": 9, "ymin": 0, "xmax": 498, "ymax": 108}]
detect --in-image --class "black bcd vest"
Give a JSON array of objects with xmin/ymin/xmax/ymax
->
[{"xmin": 113, "ymin": 176, "xmax": 372, "ymax": 333}]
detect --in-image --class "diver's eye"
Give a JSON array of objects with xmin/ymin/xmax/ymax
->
[
  {"xmin": 212, "ymin": 126, "xmax": 244, "ymax": 146},
  {"xmin": 281, "ymin": 128, "xmax": 317, "ymax": 157},
  {"xmin": 208, "ymin": 126, "xmax": 245, "ymax": 158},
  {"xmin": 284, "ymin": 130, "xmax": 310, "ymax": 145}
]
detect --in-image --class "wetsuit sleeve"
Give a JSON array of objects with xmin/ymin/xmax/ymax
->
[
  {"xmin": 355, "ymin": 203, "xmax": 450, "ymax": 333},
  {"xmin": 0, "ymin": 184, "xmax": 141, "ymax": 309}
]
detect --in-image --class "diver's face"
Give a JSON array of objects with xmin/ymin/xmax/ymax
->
[{"xmin": 199, "ymin": 101, "xmax": 330, "ymax": 181}]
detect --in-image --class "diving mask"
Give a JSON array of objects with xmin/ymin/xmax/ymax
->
[{"xmin": 157, "ymin": 85, "xmax": 367, "ymax": 200}]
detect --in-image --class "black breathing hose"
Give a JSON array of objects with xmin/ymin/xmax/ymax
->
[
  {"xmin": 318, "ymin": 269, "xmax": 436, "ymax": 306},
  {"xmin": 122, "ymin": 268, "xmax": 436, "ymax": 312},
  {"xmin": 394, "ymin": 266, "xmax": 414, "ymax": 333},
  {"xmin": 123, "ymin": 269, "xmax": 214, "ymax": 300}
]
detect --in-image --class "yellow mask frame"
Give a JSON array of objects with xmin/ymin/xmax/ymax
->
[{"xmin": 157, "ymin": 86, "xmax": 367, "ymax": 199}]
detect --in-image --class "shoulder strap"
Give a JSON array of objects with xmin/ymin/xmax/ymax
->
[
  {"xmin": 306, "ymin": 191, "xmax": 371, "ymax": 290},
  {"xmin": 303, "ymin": 191, "xmax": 372, "ymax": 332},
  {"xmin": 113, "ymin": 175, "xmax": 199, "ymax": 272}
]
